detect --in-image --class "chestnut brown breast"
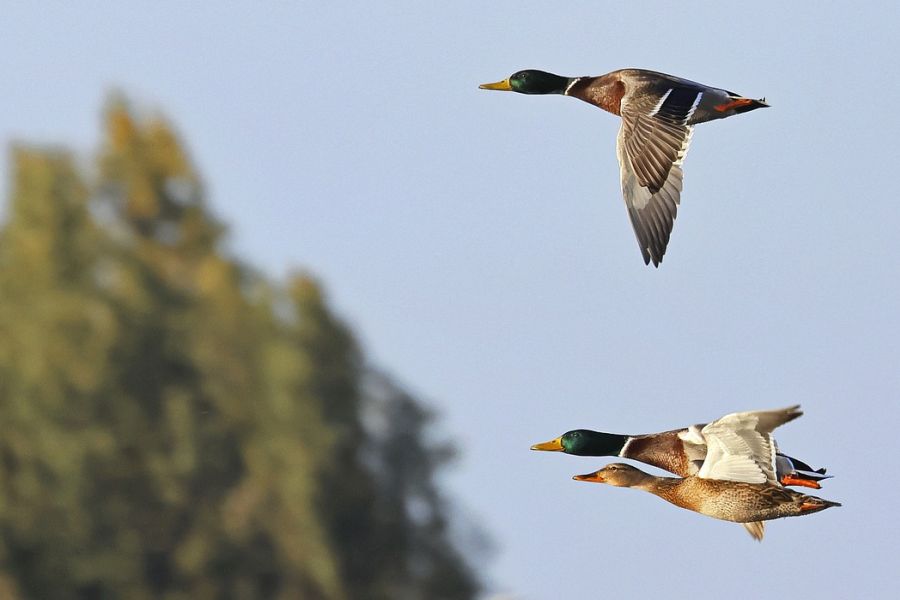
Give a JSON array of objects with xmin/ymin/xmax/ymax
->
[
  {"xmin": 622, "ymin": 430, "xmax": 693, "ymax": 477},
  {"xmin": 569, "ymin": 75, "xmax": 625, "ymax": 115}
]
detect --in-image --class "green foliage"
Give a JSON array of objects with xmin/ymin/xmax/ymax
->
[{"xmin": 0, "ymin": 99, "xmax": 481, "ymax": 599}]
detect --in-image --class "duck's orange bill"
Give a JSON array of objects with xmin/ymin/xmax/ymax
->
[
  {"xmin": 714, "ymin": 98, "xmax": 755, "ymax": 112},
  {"xmin": 572, "ymin": 472, "xmax": 604, "ymax": 483},
  {"xmin": 530, "ymin": 437, "xmax": 564, "ymax": 451},
  {"xmin": 780, "ymin": 475, "xmax": 822, "ymax": 490},
  {"xmin": 799, "ymin": 501, "xmax": 824, "ymax": 512}
]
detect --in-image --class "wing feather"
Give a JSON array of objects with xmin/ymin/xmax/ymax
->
[
  {"xmin": 615, "ymin": 87, "xmax": 697, "ymax": 265},
  {"xmin": 697, "ymin": 412, "xmax": 779, "ymax": 484},
  {"xmin": 616, "ymin": 124, "xmax": 688, "ymax": 266}
]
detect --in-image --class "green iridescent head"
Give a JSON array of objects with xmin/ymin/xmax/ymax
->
[
  {"xmin": 531, "ymin": 430, "xmax": 629, "ymax": 456},
  {"xmin": 480, "ymin": 70, "xmax": 572, "ymax": 95}
]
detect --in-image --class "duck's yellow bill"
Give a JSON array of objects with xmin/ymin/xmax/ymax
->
[
  {"xmin": 573, "ymin": 472, "xmax": 604, "ymax": 483},
  {"xmin": 530, "ymin": 437, "xmax": 564, "ymax": 451},
  {"xmin": 479, "ymin": 78, "xmax": 512, "ymax": 91}
]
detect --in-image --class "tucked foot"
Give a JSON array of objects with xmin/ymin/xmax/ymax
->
[
  {"xmin": 714, "ymin": 97, "xmax": 769, "ymax": 113},
  {"xmin": 781, "ymin": 474, "xmax": 822, "ymax": 489}
]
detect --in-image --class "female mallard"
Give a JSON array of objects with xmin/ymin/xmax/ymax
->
[
  {"xmin": 531, "ymin": 405, "xmax": 829, "ymax": 489},
  {"xmin": 573, "ymin": 464, "xmax": 840, "ymax": 540},
  {"xmin": 479, "ymin": 68, "xmax": 768, "ymax": 266},
  {"xmin": 572, "ymin": 411, "xmax": 840, "ymax": 540}
]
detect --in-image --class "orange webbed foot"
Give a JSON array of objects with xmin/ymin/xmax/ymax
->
[
  {"xmin": 781, "ymin": 474, "xmax": 822, "ymax": 490},
  {"xmin": 714, "ymin": 98, "xmax": 755, "ymax": 112}
]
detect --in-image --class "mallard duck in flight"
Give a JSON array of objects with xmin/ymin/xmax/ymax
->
[
  {"xmin": 531, "ymin": 405, "xmax": 829, "ymax": 490},
  {"xmin": 571, "ymin": 410, "xmax": 840, "ymax": 540},
  {"xmin": 480, "ymin": 68, "xmax": 768, "ymax": 266}
]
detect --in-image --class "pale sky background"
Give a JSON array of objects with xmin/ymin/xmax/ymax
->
[{"xmin": 3, "ymin": 3, "xmax": 899, "ymax": 599}]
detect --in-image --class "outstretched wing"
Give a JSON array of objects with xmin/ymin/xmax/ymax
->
[
  {"xmin": 697, "ymin": 411, "xmax": 779, "ymax": 485},
  {"xmin": 745, "ymin": 405, "xmax": 802, "ymax": 433},
  {"xmin": 616, "ymin": 87, "xmax": 700, "ymax": 266}
]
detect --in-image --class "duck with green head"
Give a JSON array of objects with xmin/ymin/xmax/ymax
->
[
  {"xmin": 480, "ymin": 68, "xmax": 769, "ymax": 266},
  {"xmin": 531, "ymin": 406, "xmax": 830, "ymax": 489}
]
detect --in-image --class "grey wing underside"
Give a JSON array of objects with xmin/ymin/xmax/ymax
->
[{"xmin": 615, "ymin": 123, "xmax": 691, "ymax": 266}]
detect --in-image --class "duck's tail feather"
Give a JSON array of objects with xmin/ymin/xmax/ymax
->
[
  {"xmin": 777, "ymin": 452, "xmax": 831, "ymax": 489},
  {"xmin": 777, "ymin": 453, "xmax": 826, "ymax": 475},
  {"xmin": 799, "ymin": 496, "xmax": 842, "ymax": 513}
]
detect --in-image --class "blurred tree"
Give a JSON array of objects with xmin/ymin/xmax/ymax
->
[
  {"xmin": 0, "ymin": 146, "xmax": 116, "ymax": 598},
  {"xmin": 286, "ymin": 275, "xmax": 379, "ymax": 598},
  {"xmin": 94, "ymin": 99, "xmax": 342, "ymax": 599},
  {"xmin": 362, "ymin": 373, "xmax": 480, "ymax": 600},
  {"xmin": 0, "ymin": 98, "xmax": 482, "ymax": 600},
  {"xmin": 289, "ymin": 278, "xmax": 478, "ymax": 600}
]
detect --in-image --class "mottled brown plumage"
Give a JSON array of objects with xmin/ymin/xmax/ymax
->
[{"xmin": 574, "ymin": 463, "xmax": 841, "ymax": 532}]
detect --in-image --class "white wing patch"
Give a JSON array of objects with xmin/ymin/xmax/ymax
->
[
  {"xmin": 647, "ymin": 88, "xmax": 673, "ymax": 117},
  {"xmin": 678, "ymin": 424, "xmax": 706, "ymax": 446},
  {"xmin": 697, "ymin": 412, "xmax": 778, "ymax": 484},
  {"xmin": 677, "ymin": 424, "xmax": 709, "ymax": 473},
  {"xmin": 685, "ymin": 91, "xmax": 703, "ymax": 122}
]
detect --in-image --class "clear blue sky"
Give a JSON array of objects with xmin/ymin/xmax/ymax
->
[{"xmin": 3, "ymin": 3, "xmax": 899, "ymax": 598}]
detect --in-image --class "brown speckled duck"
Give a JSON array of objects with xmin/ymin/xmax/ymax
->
[
  {"xmin": 574, "ymin": 464, "xmax": 840, "ymax": 541},
  {"xmin": 480, "ymin": 68, "xmax": 769, "ymax": 266},
  {"xmin": 571, "ymin": 410, "xmax": 840, "ymax": 540}
]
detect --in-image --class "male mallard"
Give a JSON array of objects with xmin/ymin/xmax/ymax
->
[
  {"xmin": 531, "ymin": 406, "xmax": 829, "ymax": 489},
  {"xmin": 479, "ymin": 68, "xmax": 768, "ymax": 266},
  {"xmin": 572, "ymin": 411, "xmax": 840, "ymax": 540}
]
